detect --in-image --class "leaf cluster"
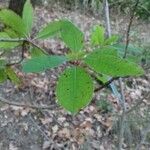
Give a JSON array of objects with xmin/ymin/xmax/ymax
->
[{"xmin": 0, "ymin": 0, "xmax": 144, "ymax": 114}]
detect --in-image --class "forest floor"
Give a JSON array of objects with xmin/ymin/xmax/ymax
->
[{"xmin": 0, "ymin": 4, "xmax": 150, "ymax": 150}]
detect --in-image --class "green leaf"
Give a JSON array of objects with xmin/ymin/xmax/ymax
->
[
  {"xmin": 23, "ymin": 0, "xmax": 34, "ymax": 34},
  {"xmin": 84, "ymin": 49, "xmax": 144, "ymax": 77},
  {"xmin": 37, "ymin": 20, "xmax": 62, "ymax": 39},
  {"xmin": 4, "ymin": 28, "xmax": 19, "ymax": 38},
  {"xmin": 22, "ymin": 55, "xmax": 67, "ymax": 73},
  {"xmin": 104, "ymin": 35, "xmax": 119, "ymax": 45},
  {"xmin": 30, "ymin": 47, "xmax": 46, "ymax": 58},
  {"xmin": 5, "ymin": 66, "xmax": 21, "ymax": 85},
  {"xmin": 0, "ymin": 69, "xmax": 7, "ymax": 83},
  {"xmin": 91, "ymin": 25, "xmax": 105, "ymax": 46},
  {"xmin": 37, "ymin": 20, "xmax": 84, "ymax": 52},
  {"xmin": 0, "ymin": 9, "xmax": 27, "ymax": 36},
  {"xmin": 61, "ymin": 20, "xmax": 84, "ymax": 52},
  {"xmin": 0, "ymin": 32, "xmax": 19, "ymax": 49},
  {"xmin": 56, "ymin": 67, "xmax": 93, "ymax": 113}
]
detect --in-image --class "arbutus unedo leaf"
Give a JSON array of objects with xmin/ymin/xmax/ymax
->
[
  {"xmin": 22, "ymin": 55, "xmax": 67, "ymax": 73},
  {"xmin": 0, "ymin": 9, "xmax": 27, "ymax": 36},
  {"xmin": 37, "ymin": 20, "xmax": 62, "ymax": 39},
  {"xmin": 60, "ymin": 20, "xmax": 84, "ymax": 52},
  {"xmin": 22, "ymin": 0, "xmax": 34, "ymax": 35},
  {"xmin": 84, "ymin": 49, "xmax": 144, "ymax": 77},
  {"xmin": 56, "ymin": 66, "xmax": 94, "ymax": 114}
]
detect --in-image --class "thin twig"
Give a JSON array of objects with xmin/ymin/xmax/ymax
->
[
  {"xmin": 117, "ymin": 0, "xmax": 140, "ymax": 148},
  {"xmin": 126, "ymin": 92, "xmax": 150, "ymax": 115},
  {"xmin": 27, "ymin": 39, "xmax": 49, "ymax": 55},
  {"xmin": 103, "ymin": 0, "xmax": 122, "ymax": 105},
  {"xmin": 123, "ymin": 0, "xmax": 140, "ymax": 58},
  {"xmin": 135, "ymin": 123, "xmax": 150, "ymax": 150},
  {"xmin": 28, "ymin": 113, "xmax": 50, "ymax": 141},
  {"xmin": 0, "ymin": 96, "xmax": 57, "ymax": 110},
  {"xmin": 103, "ymin": 0, "xmax": 111, "ymax": 37}
]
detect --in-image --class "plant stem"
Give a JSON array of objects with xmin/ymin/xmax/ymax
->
[
  {"xmin": 123, "ymin": 0, "xmax": 140, "ymax": 58},
  {"xmin": 0, "ymin": 38, "xmax": 26, "ymax": 42},
  {"xmin": 103, "ymin": 0, "xmax": 127, "ymax": 149}
]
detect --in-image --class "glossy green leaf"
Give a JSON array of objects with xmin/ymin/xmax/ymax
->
[
  {"xmin": 22, "ymin": 55, "xmax": 67, "ymax": 73},
  {"xmin": 84, "ymin": 49, "xmax": 144, "ymax": 77},
  {"xmin": 91, "ymin": 25, "xmax": 105, "ymax": 46},
  {"xmin": 37, "ymin": 20, "xmax": 62, "ymax": 39},
  {"xmin": 0, "ymin": 9, "xmax": 27, "ymax": 36},
  {"xmin": 61, "ymin": 20, "xmax": 84, "ymax": 51},
  {"xmin": 23, "ymin": 0, "xmax": 34, "ymax": 34},
  {"xmin": 56, "ymin": 67, "xmax": 93, "ymax": 113},
  {"xmin": 5, "ymin": 66, "xmax": 21, "ymax": 85},
  {"xmin": 0, "ymin": 32, "xmax": 19, "ymax": 49},
  {"xmin": 0, "ymin": 69, "xmax": 7, "ymax": 83}
]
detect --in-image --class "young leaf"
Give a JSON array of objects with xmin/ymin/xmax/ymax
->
[
  {"xmin": 23, "ymin": 0, "xmax": 34, "ymax": 34},
  {"xmin": 5, "ymin": 66, "xmax": 21, "ymax": 85},
  {"xmin": 22, "ymin": 55, "xmax": 67, "ymax": 73},
  {"xmin": 37, "ymin": 20, "xmax": 62, "ymax": 39},
  {"xmin": 84, "ymin": 49, "xmax": 144, "ymax": 77},
  {"xmin": 0, "ymin": 32, "xmax": 19, "ymax": 49},
  {"xmin": 0, "ymin": 69, "xmax": 7, "ymax": 83},
  {"xmin": 104, "ymin": 35, "xmax": 119, "ymax": 45},
  {"xmin": 0, "ymin": 9, "xmax": 27, "ymax": 36},
  {"xmin": 61, "ymin": 20, "xmax": 84, "ymax": 52},
  {"xmin": 91, "ymin": 25, "xmax": 105, "ymax": 46},
  {"xmin": 56, "ymin": 67, "xmax": 93, "ymax": 113},
  {"xmin": 66, "ymin": 51, "xmax": 86, "ymax": 61}
]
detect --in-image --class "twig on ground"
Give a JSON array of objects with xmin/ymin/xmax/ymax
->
[
  {"xmin": 28, "ymin": 113, "xmax": 50, "ymax": 141},
  {"xmin": 135, "ymin": 123, "xmax": 150, "ymax": 150},
  {"xmin": 0, "ymin": 96, "xmax": 57, "ymax": 110},
  {"xmin": 126, "ymin": 92, "xmax": 150, "ymax": 115}
]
